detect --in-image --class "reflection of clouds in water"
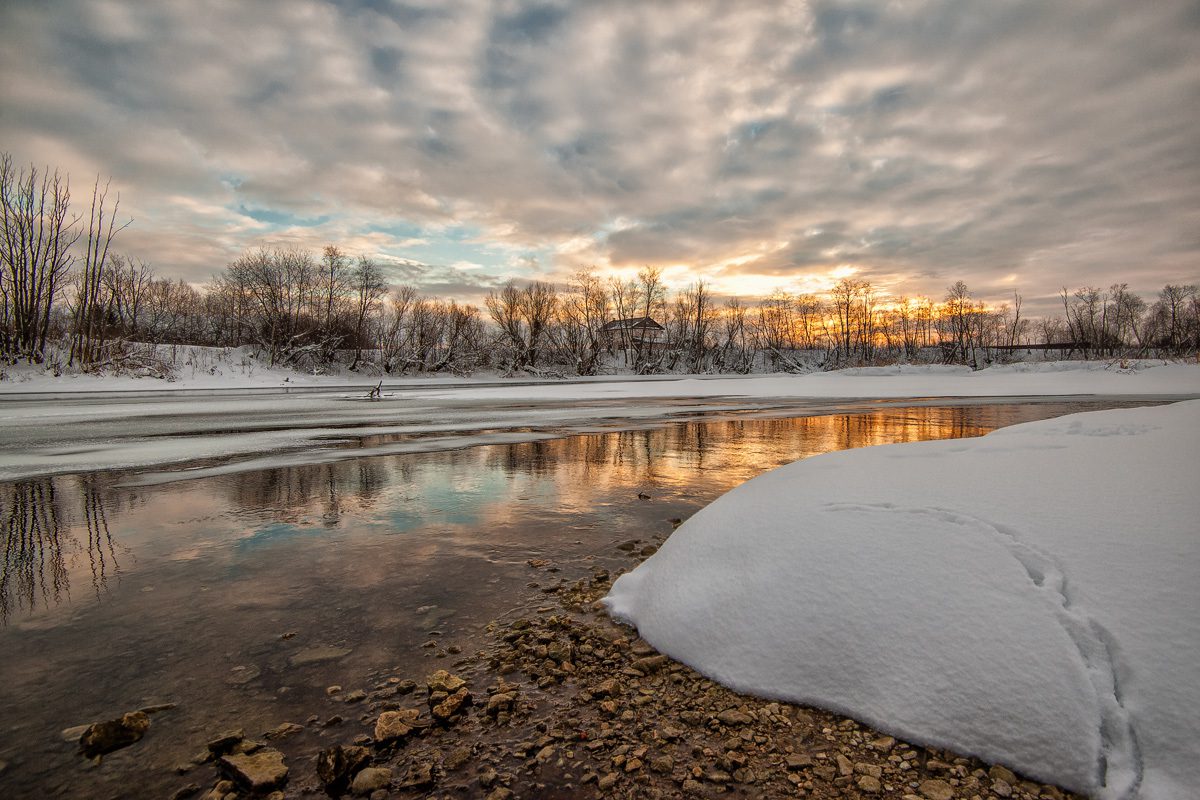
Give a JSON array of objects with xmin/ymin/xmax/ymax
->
[{"xmin": 0, "ymin": 478, "xmax": 125, "ymax": 624}]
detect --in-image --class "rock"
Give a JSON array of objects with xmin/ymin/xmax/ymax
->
[
  {"xmin": 431, "ymin": 687, "xmax": 471, "ymax": 722},
  {"xmin": 374, "ymin": 709, "xmax": 421, "ymax": 742},
  {"xmin": 485, "ymin": 692, "xmax": 515, "ymax": 716},
  {"xmin": 485, "ymin": 789, "xmax": 513, "ymax": 800},
  {"xmin": 264, "ymin": 722, "xmax": 303, "ymax": 740},
  {"xmin": 316, "ymin": 745, "xmax": 371, "ymax": 795},
  {"xmin": 226, "ymin": 665, "xmax": 261, "ymax": 685},
  {"xmin": 858, "ymin": 775, "xmax": 883, "ymax": 793},
  {"xmin": 351, "ymin": 767, "xmax": 392, "ymax": 795},
  {"xmin": 478, "ymin": 767, "xmax": 498, "ymax": 788},
  {"xmin": 681, "ymin": 778, "xmax": 705, "ymax": 795},
  {"xmin": 870, "ymin": 735, "xmax": 896, "ymax": 751},
  {"xmin": 342, "ymin": 689, "xmax": 367, "ymax": 703},
  {"xmin": 989, "ymin": 765, "xmax": 1018, "ymax": 785},
  {"xmin": 591, "ymin": 678, "xmax": 620, "ymax": 698},
  {"xmin": 649, "ymin": 754, "xmax": 674, "ymax": 773},
  {"xmin": 395, "ymin": 679, "xmax": 417, "ymax": 695},
  {"xmin": 785, "ymin": 753, "xmax": 814, "ymax": 769},
  {"xmin": 639, "ymin": 545, "xmax": 658, "ymax": 556},
  {"xmin": 632, "ymin": 655, "xmax": 668, "ymax": 673},
  {"xmin": 61, "ymin": 724, "xmax": 90, "ymax": 742},
  {"xmin": 717, "ymin": 709, "xmax": 753, "ymax": 726},
  {"xmin": 289, "ymin": 645, "xmax": 352, "ymax": 667},
  {"xmin": 919, "ymin": 779, "xmax": 955, "ymax": 800},
  {"xmin": 597, "ymin": 772, "xmax": 620, "ymax": 789},
  {"xmin": 855, "ymin": 762, "xmax": 883, "ymax": 779},
  {"xmin": 206, "ymin": 730, "xmax": 245, "ymax": 755},
  {"xmin": 168, "ymin": 784, "xmax": 201, "ymax": 800},
  {"xmin": 218, "ymin": 748, "xmax": 288, "ymax": 791},
  {"xmin": 426, "ymin": 669, "xmax": 466, "ymax": 694},
  {"xmin": 993, "ymin": 779, "xmax": 1014, "ymax": 797},
  {"xmin": 398, "ymin": 761, "xmax": 436, "ymax": 790},
  {"xmin": 835, "ymin": 753, "xmax": 854, "ymax": 777},
  {"xmin": 78, "ymin": 711, "xmax": 151, "ymax": 759}
]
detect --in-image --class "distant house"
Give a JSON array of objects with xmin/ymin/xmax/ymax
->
[{"xmin": 602, "ymin": 317, "xmax": 665, "ymax": 347}]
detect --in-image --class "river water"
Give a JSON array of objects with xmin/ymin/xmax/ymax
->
[{"xmin": 0, "ymin": 399, "xmax": 1155, "ymax": 798}]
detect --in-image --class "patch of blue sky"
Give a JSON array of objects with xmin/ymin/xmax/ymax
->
[{"xmin": 236, "ymin": 204, "xmax": 332, "ymax": 228}]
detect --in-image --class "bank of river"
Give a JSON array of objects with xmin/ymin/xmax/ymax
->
[{"xmin": 0, "ymin": 400, "xmax": 1154, "ymax": 798}]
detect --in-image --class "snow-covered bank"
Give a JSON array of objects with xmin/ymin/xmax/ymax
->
[
  {"xmin": 604, "ymin": 401, "xmax": 1200, "ymax": 799},
  {"xmin": 2, "ymin": 357, "xmax": 1198, "ymax": 398}
]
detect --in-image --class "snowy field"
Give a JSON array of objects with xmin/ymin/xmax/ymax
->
[
  {"xmin": 0, "ymin": 360, "xmax": 1197, "ymax": 482},
  {"xmin": 606, "ymin": 400, "xmax": 1200, "ymax": 800}
]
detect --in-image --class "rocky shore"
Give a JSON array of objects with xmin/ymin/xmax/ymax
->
[{"xmin": 138, "ymin": 544, "xmax": 1086, "ymax": 800}]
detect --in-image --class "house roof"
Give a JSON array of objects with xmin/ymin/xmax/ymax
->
[{"xmin": 602, "ymin": 316, "xmax": 665, "ymax": 332}]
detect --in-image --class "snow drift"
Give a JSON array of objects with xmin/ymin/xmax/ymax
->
[{"xmin": 605, "ymin": 400, "xmax": 1200, "ymax": 799}]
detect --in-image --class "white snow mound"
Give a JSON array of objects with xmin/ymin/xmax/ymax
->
[{"xmin": 604, "ymin": 400, "xmax": 1200, "ymax": 799}]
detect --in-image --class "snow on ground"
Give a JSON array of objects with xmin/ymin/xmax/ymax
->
[
  {"xmin": 605, "ymin": 400, "xmax": 1200, "ymax": 799},
  {"xmin": 0, "ymin": 361, "xmax": 1196, "ymax": 482}
]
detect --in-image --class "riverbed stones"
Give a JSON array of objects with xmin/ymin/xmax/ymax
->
[
  {"xmin": 919, "ymin": 778, "xmax": 956, "ymax": 800},
  {"xmin": 263, "ymin": 722, "xmax": 302, "ymax": 740},
  {"xmin": 350, "ymin": 766, "xmax": 392, "ymax": 795},
  {"xmin": 78, "ymin": 711, "xmax": 151, "ymax": 759},
  {"xmin": 426, "ymin": 669, "xmax": 466, "ymax": 694},
  {"xmin": 374, "ymin": 709, "xmax": 420, "ymax": 742},
  {"xmin": 431, "ymin": 687, "xmax": 471, "ymax": 722},
  {"xmin": 316, "ymin": 744, "xmax": 371, "ymax": 795},
  {"xmin": 218, "ymin": 747, "xmax": 287, "ymax": 791},
  {"xmin": 206, "ymin": 729, "xmax": 245, "ymax": 755}
]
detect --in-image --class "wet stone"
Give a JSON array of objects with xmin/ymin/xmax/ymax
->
[
  {"xmin": 218, "ymin": 748, "xmax": 288, "ymax": 791},
  {"xmin": 316, "ymin": 744, "xmax": 371, "ymax": 796},
  {"xmin": 350, "ymin": 766, "xmax": 392, "ymax": 795},
  {"xmin": 78, "ymin": 711, "xmax": 151, "ymax": 759},
  {"xmin": 374, "ymin": 709, "xmax": 421, "ymax": 743},
  {"xmin": 206, "ymin": 729, "xmax": 245, "ymax": 756},
  {"xmin": 426, "ymin": 669, "xmax": 466, "ymax": 694},
  {"xmin": 289, "ymin": 645, "xmax": 352, "ymax": 667}
]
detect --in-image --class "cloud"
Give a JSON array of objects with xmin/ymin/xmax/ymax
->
[{"xmin": 0, "ymin": 0, "xmax": 1197, "ymax": 312}]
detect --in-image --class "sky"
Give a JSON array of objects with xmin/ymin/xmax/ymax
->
[{"xmin": 1, "ymin": 0, "xmax": 1197, "ymax": 314}]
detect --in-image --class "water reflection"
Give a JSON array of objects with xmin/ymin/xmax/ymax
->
[
  {"xmin": 0, "ymin": 479, "xmax": 124, "ymax": 623},
  {"xmin": 0, "ymin": 402, "xmax": 1150, "ymax": 629}
]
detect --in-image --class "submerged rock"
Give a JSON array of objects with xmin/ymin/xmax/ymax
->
[
  {"xmin": 289, "ymin": 645, "xmax": 352, "ymax": 667},
  {"xmin": 219, "ymin": 747, "xmax": 288, "ymax": 791},
  {"xmin": 78, "ymin": 711, "xmax": 151, "ymax": 759}
]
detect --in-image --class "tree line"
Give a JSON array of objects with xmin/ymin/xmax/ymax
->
[{"xmin": 2, "ymin": 154, "xmax": 1197, "ymax": 376}]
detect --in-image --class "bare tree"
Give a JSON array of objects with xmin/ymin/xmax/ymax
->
[
  {"xmin": 0, "ymin": 154, "xmax": 81, "ymax": 362},
  {"xmin": 69, "ymin": 176, "xmax": 130, "ymax": 368},
  {"xmin": 348, "ymin": 256, "xmax": 388, "ymax": 370}
]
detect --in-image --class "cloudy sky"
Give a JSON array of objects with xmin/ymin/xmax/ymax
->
[{"xmin": 1, "ymin": 0, "xmax": 1197, "ymax": 312}]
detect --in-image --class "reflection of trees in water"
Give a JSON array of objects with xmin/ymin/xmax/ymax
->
[
  {"xmin": 228, "ymin": 459, "xmax": 393, "ymax": 524},
  {"xmin": 0, "ymin": 478, "xmax": 123, "ymax": 624}
]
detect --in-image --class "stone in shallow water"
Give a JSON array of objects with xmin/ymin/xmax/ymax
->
[
  {"xmin": 219, "ymin": 747, "xmax": 288, "ymax": 791},
  {"xmin": 374, "ymin": 709, "xmax": 421, "ymax": 742},
  {"xmin": 351, "ymin": 766, "xmax": 392, "ymax": 794},
  {"xmin": 431, "ymin": 688, "xmax": 471, "ymax": 722},
  {"xmin": 206, "ymin": 729, "xmax": 245, "ymax": 755},
  {"xmin": 78, "ymin": 711, "xmax": 151, "ymax": 759},
  {"xmin": 426, "ymin": 669, "xmax": 466, "ymax": 694},
  {"xmin": 316, "ymin": 744, "xmax": 371, "ymax": 795},
  {"xmin": 289, "ymin": 645, "xmax": 352, "ymax": 667}
]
